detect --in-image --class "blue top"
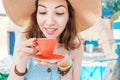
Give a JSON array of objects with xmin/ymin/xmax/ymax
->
[
  {"xmin": 24, "ymin": 51, "xmax": 72, "ymax": 80},
  {"xmin": 25, "ymin": 59, "xmax": 60, "ymax": 80}
]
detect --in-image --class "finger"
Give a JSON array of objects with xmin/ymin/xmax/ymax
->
[
  {"xmin": 33, "ymin": 47, "xmax": 39, "ymax": 54},
  {"xmin": 36, "ymin": 46, "xmax": 39, "ymax": 51},
  {"xmin": 32, "ymin": 39, "xmax": 39, "ymax": 54},
  {"xmin": 34, "ymin": 60, "xmax": 42, "ymax": 65},
  {"xmin": 35, "ymin": 52, "xmax": 41, "ymax": 55},
  {"xmin": 22, "ymin": 38, "xmax": 37, "ymax": 47},
  {"xmin": 57, "ymin": 58, "xmax": 70, "ymax": 66},
  {"xmin": 40, "ymin": 61, "xmax": 57, "ymax": 67},
  {"xmin": 22, "ymin": 47, "xmax": 34, "ymax": 54},
  {"xmin": 33, "ymin": 40, "xmax": 37, "ymax": 47},
  {"xmin": 33, "ymin": 46, "xmax": 41, "ymax": 55}
]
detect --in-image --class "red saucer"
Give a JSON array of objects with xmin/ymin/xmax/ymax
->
[{"xmin": 34, "ymin": 54, "xmax": 64, "ymax": 63}]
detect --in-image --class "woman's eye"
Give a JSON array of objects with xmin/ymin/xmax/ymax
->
[
  {"xmin": 39, "ymin": 12, "xmax": 46, "ymax": 15},
  {"xmin": 56, "ymin": 13, "xmax": 64, "ymax": 15}
]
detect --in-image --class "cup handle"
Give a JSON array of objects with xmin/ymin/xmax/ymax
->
[{"xmin": 32, "ymin": 39, "xmax": 39, "ymax": 54}]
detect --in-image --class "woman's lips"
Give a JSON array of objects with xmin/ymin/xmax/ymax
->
[{"xmin": 45, "ymin": 28, "xmax": 57, "ymax": 35}]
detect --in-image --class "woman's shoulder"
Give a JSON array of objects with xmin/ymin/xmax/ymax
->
[
  {"xmin": 71, "ymin": 44, "xmax": 84, "ymax": 59},
  {"xmin": 73, "ymin": 44, "xmax": 83, "ymax": 53}
]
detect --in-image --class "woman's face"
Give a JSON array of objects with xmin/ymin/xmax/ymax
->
[{"xmin": 37, "ymin": 0, "xmax": 69, "ymax": 38}]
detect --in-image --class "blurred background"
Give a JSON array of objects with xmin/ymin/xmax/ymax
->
[{"xmin": 0, "ymin": 0, "xmax": 120, "ymax": 80}]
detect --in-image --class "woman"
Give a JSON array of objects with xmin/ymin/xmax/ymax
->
[{"xmin": 2, "ymin": 0, "xmax": 101, "ymax": 80}]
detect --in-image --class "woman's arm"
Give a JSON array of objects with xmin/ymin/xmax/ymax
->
[
  {"xmin": 8, "ymin": 32, "xmax": 35, "ymax": 80},
  {"xmin": 61, "ymin": 45, "xmax": 83, "ymax": 80},
  {"xmin": 8, "ymin": 61, "xmax": 27, "ymax": 80},
  {"xmin": 72, "ymin": 45, "xmax": 83, "ymax": 80}
]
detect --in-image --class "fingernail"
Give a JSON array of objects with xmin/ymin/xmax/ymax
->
[
  {"xmin": 34, "ymin": 61, "xmax": 38, "ymax": 64},
  {"xmin": 41, "ymin": 62, "xmax": 45, "ymax": 65}
]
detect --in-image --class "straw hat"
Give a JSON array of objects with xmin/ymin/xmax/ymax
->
[{"xmin": 2, "ymin": 0, "xmax": 101, "ymax": 32}]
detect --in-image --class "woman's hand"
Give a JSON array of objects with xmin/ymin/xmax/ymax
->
[
  {"xmin": 14, "ymin": 38, "xmax": 36, "ymax": 66},
  {"xmin": 34, "ymin": 54, "xmax": 71, "ymax": 67}
]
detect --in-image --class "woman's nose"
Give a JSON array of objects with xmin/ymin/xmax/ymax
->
[{"xmin": 46, "ymin": 15, "xmax": 55, "ymax": 26}]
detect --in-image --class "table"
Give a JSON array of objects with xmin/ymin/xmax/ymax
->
[
  {"xmin": 80, "ymin": 52, "xmax": 117, "ymax": 80},
  {"xmin": 80, "ymin": 61, "xmax": 107, "ymax": 80}
]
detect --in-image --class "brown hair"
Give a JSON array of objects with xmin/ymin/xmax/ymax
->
[{"xmin": 25, "ymin": 0, "xmax": 81, "ymax": 50}]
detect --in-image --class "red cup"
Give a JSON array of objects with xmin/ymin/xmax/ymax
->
[{"xmin": 33, "ymin": 38, "xmax": 56, "ymax": 57}]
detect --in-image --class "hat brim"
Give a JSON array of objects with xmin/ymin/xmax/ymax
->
[{"xmin": 2, "ymin": 0, "xmax": 101, "ymax": 32}]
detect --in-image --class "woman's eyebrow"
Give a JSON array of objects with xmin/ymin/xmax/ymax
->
[
  {"xmin": 38, "ymin": 4, "xmax": 66, "ymax": 9},
  {"xmin": 38, "ymin": 4, "xmax": 46, "ymax": 8},
  {"xmin": 55, "ymin": 5, "xmax": 66, "ymax": 9}
]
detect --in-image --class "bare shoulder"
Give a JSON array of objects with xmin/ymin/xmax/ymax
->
[{"xmin": 72, "ymin": 44, "xmax": 84, "ymax": 60}]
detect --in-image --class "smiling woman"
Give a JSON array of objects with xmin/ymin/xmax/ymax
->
[{"xmin": 2, "ymin": 0, "xmax": 101, "ymax": 80}]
